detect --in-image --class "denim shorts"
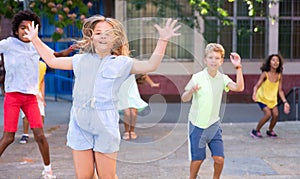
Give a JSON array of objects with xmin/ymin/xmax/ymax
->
[
  {"xmin": 188, "ymin": 121, "xmax": 224, "ymax": 161},
  {"xmin": 67, "ymin": 107, "xmax": 121, "ymax": 153},
  {"xmin": 257, "ymin": 102, "xmax": 267, "ymax": 110}
]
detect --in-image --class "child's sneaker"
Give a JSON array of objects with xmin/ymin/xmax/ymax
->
[
  {"xmin": 41, "ymin": 170, "xmax": 56, "ymax": 179},
  {"xmin": 250, "ymin": 129, "xmax": 262, "ymax": 138},
  {"xmin": 19, "ymin": 135, "xmax": 29, "ymax": 144},
  {"xmin": 266, "ymin": 130, "xmax": 278, "ymax": 137}
]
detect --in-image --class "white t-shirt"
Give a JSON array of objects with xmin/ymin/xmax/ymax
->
[{"xmin": 0, "ymin": 37, "xmax": 40, "ymax": 94}]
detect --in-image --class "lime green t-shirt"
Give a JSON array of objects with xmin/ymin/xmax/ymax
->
[{"xmin": 185, "ymin": 68, "xmax": 232, "ymax": 129}]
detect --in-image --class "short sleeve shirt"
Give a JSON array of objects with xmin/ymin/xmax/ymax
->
[
  {"xmin": 72, "ymin": 53, "xmax": 133, "ymax": 110},
  {"xmin": 0, "ymin": 37, "xmax": 40, "ymax": 94},
  {"xmin": 185, "ymin": 68, "xmax": 233, "ymax": 128}
]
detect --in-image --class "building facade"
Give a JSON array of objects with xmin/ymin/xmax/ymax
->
[{"xmin": 1, "ymin": 0, "xmax": 299, "ymax": 102}]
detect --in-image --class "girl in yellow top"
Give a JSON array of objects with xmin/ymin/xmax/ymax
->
[{"xmin": 251, "ymin": 54, "xmax": 290, "ymax": 138}]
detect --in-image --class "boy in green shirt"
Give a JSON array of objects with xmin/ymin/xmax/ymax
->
[{"xmin": 182, "ymin": 43, "xmax": 244, "ymax": 179}]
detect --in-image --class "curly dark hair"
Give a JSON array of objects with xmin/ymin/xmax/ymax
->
[
  {"xmin": 12, "ymin": 10, "xmax": 41, "ymax": 38},
  {"xmin": 260, "ymin": 54, "xmax": 284, "ymax": 73}
]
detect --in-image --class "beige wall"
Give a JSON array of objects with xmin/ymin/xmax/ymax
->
[{"xmin": 155, "ymin": 61, "xmax": 300, "ymax": 75}]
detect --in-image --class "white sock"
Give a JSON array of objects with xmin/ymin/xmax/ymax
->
[
  {"xmin": 22, "ymin": 134, "xmax": 29, "ymax": 137},
  {"xmin": 44, "ymin": 164, "xmax": 52, "ymax": 172}
]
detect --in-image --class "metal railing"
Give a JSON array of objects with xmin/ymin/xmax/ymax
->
[
  {"xmin": 45, "ymin": 73, "xmax": 73, "ymax": 102},
  {"xmin": 279, "ymin": 87, "xmax": 300, "ymax": 121}
]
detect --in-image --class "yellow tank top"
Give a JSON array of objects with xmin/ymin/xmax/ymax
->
[
  {"xmin": 38, "ymin": 61, "xmax": 47, "ymax": 92},
  {"xmin": 256, "ymin": 72, "xmax": 281, "ymax": 108}
]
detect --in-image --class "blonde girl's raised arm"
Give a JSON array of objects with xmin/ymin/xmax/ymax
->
[
  {"xmin": 130, "ymin": 19, "xmax": 181, "ymax": 74},
  {"xmin": 24, "ymin": 21, "xmax": 73, "ymax": 70}
]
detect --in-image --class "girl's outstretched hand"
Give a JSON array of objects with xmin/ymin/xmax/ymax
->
[
  {"xmin": 154, "ymin": 18, "xmax": 181, "ymax": 41},
  {"xmin": 24, "ymin": 21, "xmax": 39, "ymax": 41},
  {"xmin": 284, "ymin": 102, "xmax": 290, "ymax": 114}
]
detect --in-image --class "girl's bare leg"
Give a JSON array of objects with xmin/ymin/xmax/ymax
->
[
  {"xmin": 256, "ymin": 107, "xmax": 272, "ymax": 131},
  {"xmin": 94, "ymin": 152, "xmax": 118, "ymax": 179},
  {"xmin": 129, "ymin": 108, "xmax": 138, "ymax": 132},
  {"xmin": 123, "ymin": 109, "xmax": 131, "ymax": 140},
  {"xmin": 72, "ymin": 149, "xmax": 95, "ymax": 179},
  {"xmin": 269, "ymin": 107, "xmax": 279, "ymax": 131}
]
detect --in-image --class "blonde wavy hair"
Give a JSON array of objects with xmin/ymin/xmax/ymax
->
[{"xmin": 77, "ymin": 15, "xmax": 130, "ymax": 56}]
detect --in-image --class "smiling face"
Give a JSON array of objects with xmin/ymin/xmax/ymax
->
[
  {"xmin": 92, "ymin": 21, "xmax": 114, "ymax": 56},
  {"xmin": 269, "ymin": 55, "xmax": 280, "ymax": 70},
  {"xmin": 204, "ymin": 51, "xmax": 224, "ymax": 72},
  {"xmin": 15, "ymin": 20, "xmax": 32, "ymax": 43}
]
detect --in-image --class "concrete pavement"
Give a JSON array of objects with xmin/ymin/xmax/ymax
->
[{"xmin": 0, "ymin": 97, "xmax": 299, "ymax": 179}]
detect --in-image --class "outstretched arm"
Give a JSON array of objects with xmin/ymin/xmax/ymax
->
[
  {"xmin": 24, "ymin": 21, "xmax": 73, "ymax": 70},
  {"xmin": 226, "ymin": 52, "xmax": 244, "ymax": 92},
  {"xmin": 54, "ymin": 44, "xmax": 78, "ymax": 57},
  {"xmin": 278, "ymin": 76, "xmax": 290, "ymax": 114},
  {"xmin": 181, "ymin": 85, "xmax": 200, "ymax": 102},
  {"xmin": 131, "ymin": 19, "xmax": 181, "ymax": 74},
  {"xmin": 252, "ymin": 72, "xmax": 266, "ymax": 101},
  {"xmin": 145, "ymin": 75, "xmax": 160, "ymax": 87}
]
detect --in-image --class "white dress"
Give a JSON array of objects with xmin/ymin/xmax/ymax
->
[{"xmin": 118, "ymin": 74, "xmax": 148, "ymax": 111}]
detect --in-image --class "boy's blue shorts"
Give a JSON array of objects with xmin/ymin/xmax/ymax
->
[{"xmin": 188, "ymin": 121, "xmax": 224, "ymax": 161}]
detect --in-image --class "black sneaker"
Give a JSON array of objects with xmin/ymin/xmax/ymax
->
[
  {"xmin": 250, "ymin": 129, "xmax": 262, "ymax": 138},
  {"xmin": 19, "ymin": 135, "xmax": 29, "ymax": 144},
  {"xmin": 266, "ymin": 130, "xmax": 278, "ymax": 137}
]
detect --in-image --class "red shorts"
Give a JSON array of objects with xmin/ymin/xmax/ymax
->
[{"xmin": 4, "ymin": 92, "xmax": 42, "ymax": 132}]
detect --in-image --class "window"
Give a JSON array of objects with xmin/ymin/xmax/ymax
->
[
  {"xmin": 279, "ymin": 0, "xmax": 300, "ymax": 61},
  {"xmin": 203, "ymin": 0, "xmax": 267, "ymax": 61},
  {"xmin": 127, "ymin": 0, "xmax": 193, "ymax": 61}
]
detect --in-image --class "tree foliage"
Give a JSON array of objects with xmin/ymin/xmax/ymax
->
[
  {"xmin": 0, "ymin": 0, "xmax": 22, "ymax": 19},
  {"xmin": 0, "ymin": 0, "xmax": 94, "ymax": 41},
  {"xmin": 130, "ymin": 0, "xmax": 280, "ymax": 30}
]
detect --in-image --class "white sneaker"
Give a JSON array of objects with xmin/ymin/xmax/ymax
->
[{"xmin": 41, "ymin": 170, "xmax": 57, "ymax": 179}]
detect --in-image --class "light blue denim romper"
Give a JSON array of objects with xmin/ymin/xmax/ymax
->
[{"xmin": 67, "ymin": 53, "xmax": 133, "ymax": 153}]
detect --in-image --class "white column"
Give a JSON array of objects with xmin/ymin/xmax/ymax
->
[
  {"xmin": 268, "ymin": 3, "xmax": 279, "ymax": 55},
  {"xmin": 194, "ymin": 11, "xmax": 205, "ymax": 73},
  {"xmin": 115, "ymin": 0, "xmax": 127, "ymax": 22}
]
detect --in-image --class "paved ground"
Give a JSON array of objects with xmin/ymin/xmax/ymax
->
[{"xmin": 0, "ymin": 97, "xmax": 299, "ymax": 179}]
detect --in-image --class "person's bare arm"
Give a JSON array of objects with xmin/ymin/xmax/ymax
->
[
  {"xmin": 54, "ymin": 44, "xmax": 78, "ymax": 57},
  {"xmin": 252, "ymin": 72, "xmax": 266, "ymax": 102},
  {"xmin": 181, "ymin": 85, "xmax": 200, "ymax": 102},
  {"xmin": 24, "ymin": 21, "xmax": 73, "ymax": 70},
  {"xmin": 278, "ymin": 75, "xmax": 290, "ymax": 114},
  {"xmin": 145, "ymin": 75, "xmax": 160, "ymax": 87},
  {"xmin": 131, "ymin": 19, "xmax": 181, "ymax": 74},
  {"xmin": 226, "ymin": 52, "xmax": 244, "ymax": 92}
]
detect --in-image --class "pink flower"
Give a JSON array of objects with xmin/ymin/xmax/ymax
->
[
  {"xmin": 67, "ymin": 1, "xmax": 73, "ymax": 5},
  {"xmin": 47, "ymin": 2, "xmax": 55, "ymax": 8},
  {"xmin": 68, "ymin": 13, "xmax": 77, "ymax": 20},
  {"xmin": 51, "ymin": 7, "xmax": 58, "ymax": 13},
  {"xmin": 58, "ymin": 14, "xmax": 64, "ymax": 21},
  {"xmin": 87, "ymin": 2, "xmax": 93, "ymax": 8},
  {"xmin": 80, "ymin": 15, "xmax": 86, "ymax": 20},
  {"xmin": 56, "ymin": 4, "xmax": 62, "ymax": 9},
  {"xmin": 56, "ymin": 27, "xmax": 64, "ymax": 34},
  {"xmin": 63, "ymin": 7, "xmax": 70, "ymax": 14}
]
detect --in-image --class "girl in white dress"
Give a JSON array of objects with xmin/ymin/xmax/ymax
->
[{"xmin": 118, "ymin": 74, "xmax": 159, "ymax": 140}]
